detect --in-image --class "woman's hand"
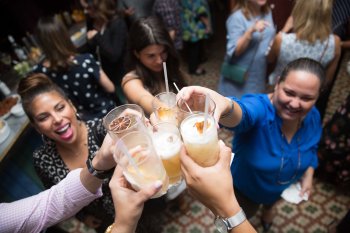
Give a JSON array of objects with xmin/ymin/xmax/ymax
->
[
  {"xmin": 176, "ymin": 86, "xmax": 229, "ymax": 123},
  {"xmin": 109, "ymin": 166, "xmax": 162, "ymax": 233},
  {"xmin": 180, "ymin": 140, "xmax": 239, "ymax": 217},
  {"xmin": 300, "ymin": 167, "xmax": 314, "ymax": 197},
  {"xmin": 92, "ymin": 134, "xmax": 116, "ymax": 171},
  {"xmin": 253, "ymin": 20, "xmax": 271, "ymax": 33}
]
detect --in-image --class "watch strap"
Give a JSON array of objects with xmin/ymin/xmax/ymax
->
[
  {"xmin": 86, "ymin": 157, "xmax": 114, "ymax": 179},
  {"xmin": 225, "ymin": 208, "xmax": 246, "ymax": 230}
]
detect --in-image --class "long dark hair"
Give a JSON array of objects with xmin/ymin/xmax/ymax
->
[
  {"xmin": 88, "ymin": 0, "xmax": 118, "ymax": 25},
  {"xmin": 35, "ymin": 16, "xmax": 76, "ymax": 71},
  {"xmin": 125, "ymin": 16, "xmax": 187, "ymax": 95},
  {"xmin": 18, "ymin": 73, "xmax": 69, "ymax": 122}
]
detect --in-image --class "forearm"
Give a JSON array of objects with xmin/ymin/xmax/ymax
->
[
  {"xmin": 234, "ymin": 27, "xmax": 254, "ymax": 56},
  {"xmin": 0, "ymin": 169, "xmax": 102, "ymax": 233},
  {"xmin": 219, "ymin": 97, "xmax": 242, "ymax": 128}
]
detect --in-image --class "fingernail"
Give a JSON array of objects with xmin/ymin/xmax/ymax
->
[
  {"xmin": 219, "ymin": 140, "xmax": 225, "ymax": 146},
  {"xmin": 154, "ymin": 180, "xmax": 163, "ymax": 189}
]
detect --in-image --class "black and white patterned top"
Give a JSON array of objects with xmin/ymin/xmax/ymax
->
[
  {"xmin": 33, "ymin": 53, "xmax": 116, "ymax": 121},
  {"xmin": 33, "ymin": 119, "xmax": 114, "ymax": 222}
]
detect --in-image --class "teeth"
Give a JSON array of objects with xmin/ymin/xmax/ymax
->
[{"xmin": 57, "ymin": 124, "xmax": 69, "ymax": 133}]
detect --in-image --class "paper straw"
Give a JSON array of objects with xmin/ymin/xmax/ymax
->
[
  {"xmin": 163, "ymin": 62, "xmax": 170, "ymax": 94},
  {"xmin": 173, "ymin": 82, "xmax": 192, "ymax": 113},
  {"xmin": 203, "ymin": 93, "xmax": 209, "ymax": 132},
  {"xmin": 117, "ymin": 140, "xmax": 143, "ymax": 178}
]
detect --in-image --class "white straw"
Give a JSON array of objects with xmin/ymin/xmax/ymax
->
[
  {"xmin": 163, "ymin": 62, "xmax": 170, "ymax": 94},
  {"xmin": 203, "ymin": 93, "xmax": 209, "ymax": 132},
  {"xmin": 173, "ymin": 82, "xmax": 192, "ymax": 113},
  {"xmin": 117, "ymin": 140, "xmax": 143, "ymax": 178}
]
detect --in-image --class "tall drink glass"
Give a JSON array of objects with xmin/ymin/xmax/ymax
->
[
  {"xmin": 177, "ymin": 93, "xmax": 216, "ymax": 123},
  {"xmin": 152, "ymin": 92, "xmax": 179, "ymax": 126},
  {"xmin": 180, "ymin": 113, "xmax": 219, "ymax": 167},
  {"xmin": 103, "ymin": 104, "xmax": 146, "ymax": 141},
  {"xmin": 150, "ymin": 122, "xmax": 182, "ymax": 185},
  {"xmin": 114, "ymin": 131, "xmax": 169, "ymax": 198}
]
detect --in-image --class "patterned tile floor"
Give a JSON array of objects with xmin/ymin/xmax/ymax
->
[{"xmin": 60, "ymin": 12, "xmax": 350, "ymax": 233}]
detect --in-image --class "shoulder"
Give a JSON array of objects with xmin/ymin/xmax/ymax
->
[
  {"xmin": 122, "ymin": 71, "xmax": 142, "ymax": 87},
  {"xmin": 305, "ymin": 107, "xmax": 322, "ymax": 130}
]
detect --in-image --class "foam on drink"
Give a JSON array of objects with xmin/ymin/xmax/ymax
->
[
  {"xmin": 152, "ymin": 132, "xmax": 182, "ymax": 184},
  {"xmin": 180, "ymin": 114, "xmax": 219, "ymax": 167}
]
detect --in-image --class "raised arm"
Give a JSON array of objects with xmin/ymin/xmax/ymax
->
[
  {"xmin": 122, "ymin": 75, "xmax": 155, "ymax": 115},
  {"xmin": 177, "ymin": 86, "xmax": 242, "ymax": 128},
  {"xmin": 0, "ymin": 134, "xmax": 116, "ymax": 233}
]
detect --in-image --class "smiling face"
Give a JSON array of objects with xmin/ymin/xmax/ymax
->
[
  {"xmin": 273, "ymin": 70, "xmax": 321, "ymax": 122},
  {"xmin": 135, "ymin": 44, "xmax": 168, "ymax": 73},
  {"xmin": 31, "ymin": 91, "xmax": 79, "ymax": 145}
]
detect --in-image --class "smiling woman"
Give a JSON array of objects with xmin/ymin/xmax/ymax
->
[
  {"xmin": 177, "ymin": 57, "xmax": 325, "ymax": 232},
  {"xmin": 17, "ymin": 73, "xmax": 115, "ymax": 233}
]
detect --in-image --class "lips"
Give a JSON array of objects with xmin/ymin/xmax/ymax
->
[{"xmin": 55, "ymin": 123, "xmax": 74, "ymax": 141}]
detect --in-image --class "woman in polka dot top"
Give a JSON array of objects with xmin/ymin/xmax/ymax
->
[{"xmin": 33, "ymin": 15, "xmax": 117, "ymax": 121}]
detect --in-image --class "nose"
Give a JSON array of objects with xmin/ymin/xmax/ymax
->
[
  {"xmin": 289, "ymin": 97, "xmax": 301, "ymax": 109},
  {"xmin": 52, "ymin": 112, "xmax": 63, "ymax": 124},
  {"xmin": 156, "ymin": 55, "xmax": 163, "ymax": 64}
]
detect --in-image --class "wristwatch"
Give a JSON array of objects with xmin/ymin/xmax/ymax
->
[
  {"xmin": 214, "ymin": 208, "xmax": 246, "ymax": 233},
  {"xmin": 86, "ymin": 158, "xmax": 114, "ymax": 179}
]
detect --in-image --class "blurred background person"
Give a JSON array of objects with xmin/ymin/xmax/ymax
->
[
  {"xmin": 117, "ymin": 0, "xmax": 155, "ymax": 28},
  {"xmin": 218, "ymin": 0, "xmax": 275, "ymax": 98},
  {"xmin": 33, "ymin": 15, "xmax": 117, "ymax": 121},
  {"xmin": 267, "ymin": 0, "xmax": 341, "ymax": 120},
  {"xmin": 181, "ymin": 0, "xmax": 212, "ymax": 76},
  {"xmin": 152, "ymin": 0, "xmax": 183, "ymax": 51},
  {"xmin": 83, "ymin": 0, "xmax": 128, "ymax": 104}
]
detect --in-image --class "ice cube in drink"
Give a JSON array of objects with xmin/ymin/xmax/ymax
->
[{"xmin": 180, "ymin": 113, "xmax": 219, "ymax": 167}]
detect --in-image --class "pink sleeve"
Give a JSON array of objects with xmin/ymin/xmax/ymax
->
[{"xmin": 0, "ymin": 168, "xmax": 103, "ymax": 233}]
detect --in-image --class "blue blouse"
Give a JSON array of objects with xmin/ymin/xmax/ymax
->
[{"xmin": 228, "ymin": 94, "xmax": 321, "ymax": 204}]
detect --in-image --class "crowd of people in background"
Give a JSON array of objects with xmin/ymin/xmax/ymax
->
[{"xmin": 1, "ymin": 0, "xmax": 350, "ymax": 232}]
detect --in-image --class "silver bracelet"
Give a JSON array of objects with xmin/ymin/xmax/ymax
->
[{"xmin": 220, "ymin": 98, "xmax": 234, "ymax": 119}]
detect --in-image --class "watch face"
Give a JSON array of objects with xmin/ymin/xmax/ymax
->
[{"xmin": 214, "ymin": 218, "xmax": 228, "ymax": 233}]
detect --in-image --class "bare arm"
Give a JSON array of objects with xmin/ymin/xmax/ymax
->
[
  {"xmin": 235, "ymin": 20, "xmax": 270, "ymax": 56},
  {"xmin": 99, "ymin": 69, "xmax": 115, "ymax": 93},
  {"xmin": 267, "ymin": 32, "xmax": 282, "ymax": 64},
  {"xmin": 177, "ymin": 86, "xmax": 242, "ymax": 128},
  {"xmin": 324, "ymin": 35, "xmax": 341, "ymax": 87},
  {"xmin": 122, "ymin": 75, "xmax": 155, "ymax": 115}
]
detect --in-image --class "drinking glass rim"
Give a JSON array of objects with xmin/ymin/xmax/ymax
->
[
  {"xmin": 152, "ymin": 91, "xmax": 177, "ymax": 109},
  {"xmin": 176, "ymin": 93, "xmax": 216, "ymax": 114},
  {"xmin": 103, "ymin": 104, "xmax": 145, "ymax": 134}
]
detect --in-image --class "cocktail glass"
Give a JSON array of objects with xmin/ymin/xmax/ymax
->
[
  {"xmin": 103, "ymin": 104, "xmax": 146, "ymax": 141},
  {"xmin": 177, "ymin": 93, "xmax": 216, "ymax": 124},
  {"xmin": 152, "ymin": 92, "xmax": 179, "ymax": 126},
  {"xmin": 114, "ymin": 131, "xmax": 169, "ymax": 198},
  {"xmin": 180, "ymin": 113, "xmax": 219, "ymax": 167},
  {"xmin": 150, "ymin": 122, "xmax": 182, "ymax": 185}
]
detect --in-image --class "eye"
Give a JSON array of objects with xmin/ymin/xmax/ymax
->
[
  {"xmin": 37, "ymin": 114, "xmax": 49, "ymax": 122},
  {"xmin": 56, "ymin": 103, "xmax": 65, "ymax": 112},
  {"xmin": 284, "ymin": 90, "xmax": 294, "ymax": 97}
]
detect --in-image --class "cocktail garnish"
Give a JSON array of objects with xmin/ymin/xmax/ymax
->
[
  {"xmin": 109, "ymin": 116, "xmax": 132, "ymax": 133},
  {"xmin": 194, "ymin": 120, "xmax": 211, "ymax": 134}
]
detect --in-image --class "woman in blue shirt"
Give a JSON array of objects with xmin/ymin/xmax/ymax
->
[{"xmin": 178, "ymin": 58, "xmax": 325, "ymax": 232}]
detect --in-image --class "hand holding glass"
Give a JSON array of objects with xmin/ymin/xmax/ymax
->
[{"xmin": 114, "ymin": 131, "xmax": 169, "ymax": 198}]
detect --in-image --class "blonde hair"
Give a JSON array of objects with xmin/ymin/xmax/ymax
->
[
  {"xmin": 233, "ymin": 0, "xmax": 270, "ymax": 19},
  {"xmin": 292, "ymin": 0, "xmax": 333, "ymax": 43}
]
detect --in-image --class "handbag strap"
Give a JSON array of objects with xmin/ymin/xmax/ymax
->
[{"xmin": 319, "ymin": 37, "xmax": 329, "ymax": 63}]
